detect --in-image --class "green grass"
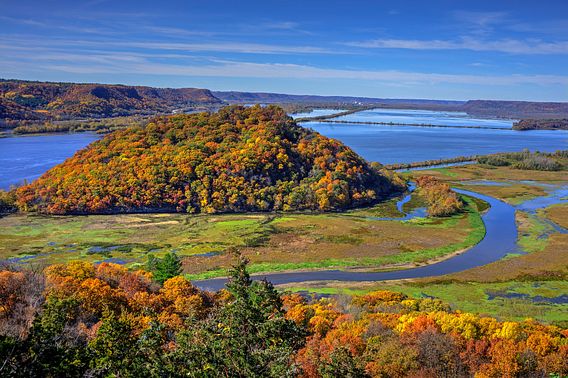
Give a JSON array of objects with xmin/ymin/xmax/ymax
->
[
  {"xmin": 188, "ymin": 198, "xmax": 485, "ymax": 280},
  {"xmin": 0, "ymin": 212, "xmax": 277, "ymax": 265},
  {"xmin": 517, "ymin": 212, "xmax": 554, "ymax": 253},
  {"xmin": 429, "ymin": 167, "xmax": 458, "ymax": 178},
  {"xmin": 344, "ymin": 196, "xmax": 405, "ymax": 218},
  {"xmin": 1, "ymin": 188, "xmax": 485, "ymax": 281}
]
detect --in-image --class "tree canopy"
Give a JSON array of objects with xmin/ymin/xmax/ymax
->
[
  {"xmin": 0, "ymin": 261, "xmax": 566, "ymax": 377},
  {"xmin": 16, "ymin": 105, "xmax": 403, "ymax": 215}
]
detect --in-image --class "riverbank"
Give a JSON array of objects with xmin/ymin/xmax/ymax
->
[
  {"xmin": 192, "ymin": 187, "xmax": 511, "ymax": 290},
  {"xmin": 0, "ymin": 183, "xmax": 483, "ymax": 278},
  {"xmin": 270, "ymin": 165, "xmax": 568, "ymax": 325}
]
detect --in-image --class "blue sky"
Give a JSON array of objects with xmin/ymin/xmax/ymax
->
[{"xmin": 1, "ymin": 0, "xmax": 568, "ymax": 101}]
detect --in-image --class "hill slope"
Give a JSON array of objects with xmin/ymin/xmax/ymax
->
[
  {"xmin": 16, "ymin": 105, "xmax": 403, "ymax": 214},
  {"xmin": 0, "ymin": 79, "xmax": 222, "ymax": 121}
]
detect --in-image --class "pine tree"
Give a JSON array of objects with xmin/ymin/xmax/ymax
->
[
  {"xmin": 147, "ymin": 252, "xmax": 182, "ymax": 284},
  {"xmin": 169, "ymin": 255, "xmax": 306, "ymax": 377}
]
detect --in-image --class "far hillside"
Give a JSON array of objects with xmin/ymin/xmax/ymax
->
[
  {"xmin": 214, "ymin": 90, "xmax": 568, "ymax": 119},
  {"xmin": 0, "ymin": 79, "xmax": 222, "ymax": 123},
  {"xmin": 15, "ymin": 105, "xmax": 404, "ymax": 214}
]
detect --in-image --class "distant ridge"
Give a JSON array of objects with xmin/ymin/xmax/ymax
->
[
  {"xmin": 2, "ymin": 79, "xmax": 568, "ymax": 122},
  {"xmin": 214, "ymin": 91, "xmax": 568, "ymax": 118},
  {"xmin": 0, "ymin": 79, "xmax": 222, "ymax": 122},
  {"xmin": 213, "ymin": 91, "xmax": 463, "ymax": 106}
]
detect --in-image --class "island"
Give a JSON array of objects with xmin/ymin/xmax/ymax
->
[{"xmin": 513, "ymin": 118, "xmax": 568, "ymax": 131}]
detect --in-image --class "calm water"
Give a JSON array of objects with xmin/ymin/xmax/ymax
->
[
  {"xmin": 302, "ymin": 122, "xmax": 568, "ymax": 165},
  {"xmin": 291, "ymin": 108, "xmax": 346, "ymax": 119},
  {"xmin": 335, "ymin": 108, "xmax": 515, "ymax": 128},
  {"xmin": 0, "ymin": 133, "xmax": 100, "ymax": 190}
]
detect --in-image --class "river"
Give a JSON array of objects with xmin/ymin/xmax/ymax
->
[
  {"xmin": 334, "ymin": 108, "xmax": 515, "ymax": 128},
  {"xmin": 301, "ymin": 122, "xmax": 567, "ymax": 165},
  {"xmin": 194, "ymin": 188, "xmax": 518, "ymax": 291}
]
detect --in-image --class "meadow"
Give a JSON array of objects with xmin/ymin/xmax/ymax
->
[
  {"xmin": 284, "ymin": 164, "xmax": 568, "ymax": 325},
  {"xmin": 0, "ymin": 190, "xmax": 484, "ymax": 280}
]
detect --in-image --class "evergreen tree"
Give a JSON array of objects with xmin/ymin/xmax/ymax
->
[
  {"xmin": 169, "ymin": 256, "xmax": 306, "ymax": 377},
  {"xmin": 25, "ymin": 296, "xmax": 89, "ymax": 377},
  {"xmin": 146, "ymin": 252, "xmax": 182, "ymax": 284}
]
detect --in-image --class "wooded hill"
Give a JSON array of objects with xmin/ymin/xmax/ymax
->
[
  {"xmin": 0, "ymin": 79, "xmax": 222, "ymax": 123},
  {"xmin": 16, "ymin": 105, "xmax": 403, "ymax": 214}
]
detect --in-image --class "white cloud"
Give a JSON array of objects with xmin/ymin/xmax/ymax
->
[
  {"xmin": 0, "ymin": 35, "xmax": 338, "ymax": 55},
  {"xmin": 346, "ymin": 37, "xmax": 568, "ymax": 54},
  {"xmin": 21, "ymin": 56, "xmax": 568, "ymax": 86}
]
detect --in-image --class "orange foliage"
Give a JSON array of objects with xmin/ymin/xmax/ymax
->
[
  {"xmin": 0, "ymin": 264, "xmax": 566, "ymax": 377},
  {"xmin": 15, "ymin": 105, "xmax": 401, "ymax": 214},
  {"xmin": 415, "ymin": 175, "xmax": 464, "ymax": 216},
  {"xmin": 289, "ymin": 289, "xmax": 568, "ymax": 377}
]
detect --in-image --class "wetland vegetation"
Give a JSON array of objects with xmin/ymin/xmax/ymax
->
[{"xmin": 283, "ymin": 163, "xmax": 568, "ymax": 326}]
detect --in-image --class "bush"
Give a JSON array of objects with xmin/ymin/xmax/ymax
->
[
  {"xmin": 513, "ymin": 155, "xmax": 562, "ymax": 171},
  {"xmin": 0, "ymin": 190, "xmax": 17, "ymax": 214},
  {"xmin": 477, "ymin": 150, "xmax": 566, "ymax": 171},
  {"xmin": 415, "ymin": 176, "xmax": 463, "ymax": 217}
]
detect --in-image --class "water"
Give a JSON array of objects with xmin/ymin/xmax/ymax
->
[
  {"xmin": 465, "ymin": 180, "xmax": 511, "ymax": 187},
  {"xmin": 0, "ymin": 133, "xmax": 100, "ymax": 190},
  {"xmin": 486, "ymin": 292, "xmax": 568, "ymax": 304},
  {"xmin": 335, "ymin": 108, "xmax": 515, "ymax": 128},
  {"xmin": 194, "ymin": 189, "xmax": 519, "ymax": 291},
  {"xmin": 302, "ymin": 122, "xmax": 568, "ymax": 165},
  {"xmin": 290, "ymin": 108, "xmax": 346, "ymax": 119},
  {"xmin": 515, "ymin": 184, "xmax": 568, "ymax": 235},
  {"xmin": 369, "ymin": 183, "xmax": 428, "ymax": 221},
  {"xmin": 516, "ymin": 185, "xmax": 568, "ymax": 213}
]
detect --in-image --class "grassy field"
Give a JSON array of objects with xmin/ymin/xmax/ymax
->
[
  {"xmin": 285, "ymin": 164, "xmax": 568, "ymax": 325},
  {"xmin": 0, "ymin": 191, "xmax": 484, "ymax": 278},
  {"xmin": 2, "ymin": 162, "xmax": 565, "ymax": 323},
  {"xmin": 516, "ymin": 211, "xmax": 553, "ymax": 253},
  {"xmin": 543, "ymin": 204, "xmax": 568, "ymax": 228}
]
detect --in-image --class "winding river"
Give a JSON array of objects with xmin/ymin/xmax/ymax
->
[{"xmin": 194, "ymin": 189, "xmax": 518, "ymax": 291}]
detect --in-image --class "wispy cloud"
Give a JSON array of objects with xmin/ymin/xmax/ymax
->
[
  {"xmin": 120, "ymin": 41, "xmax": 332, "ymax": 54},
  {"xmin": 0, "ymin": 15, "xmax": 122, "ymax": 36},
  {"xmin": 345, "ymin": 37, "xmax": 568, "ymax": 54},
  {"xmin": 143, "ymin": 26, "xmax": 217, "ymax": 38},
  {"xmin": 452, "ymin": 11, "xmax": 509, "ymax": 36},
  {"xmin": 0, "ymin": 35, "xmax": 340, "ymax": 55},
  {"xmin": 7, "ymin": 52, "xmax": 566, "ymax": 87}
]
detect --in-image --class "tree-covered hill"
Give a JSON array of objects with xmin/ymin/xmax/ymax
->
[
  {"xmin": 0, "ymin": 79, "xmax": 222, "ymax": 122},
  {"xmin": 16, "ymin": 105, "xmax": 404, "ymax": 214}
]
